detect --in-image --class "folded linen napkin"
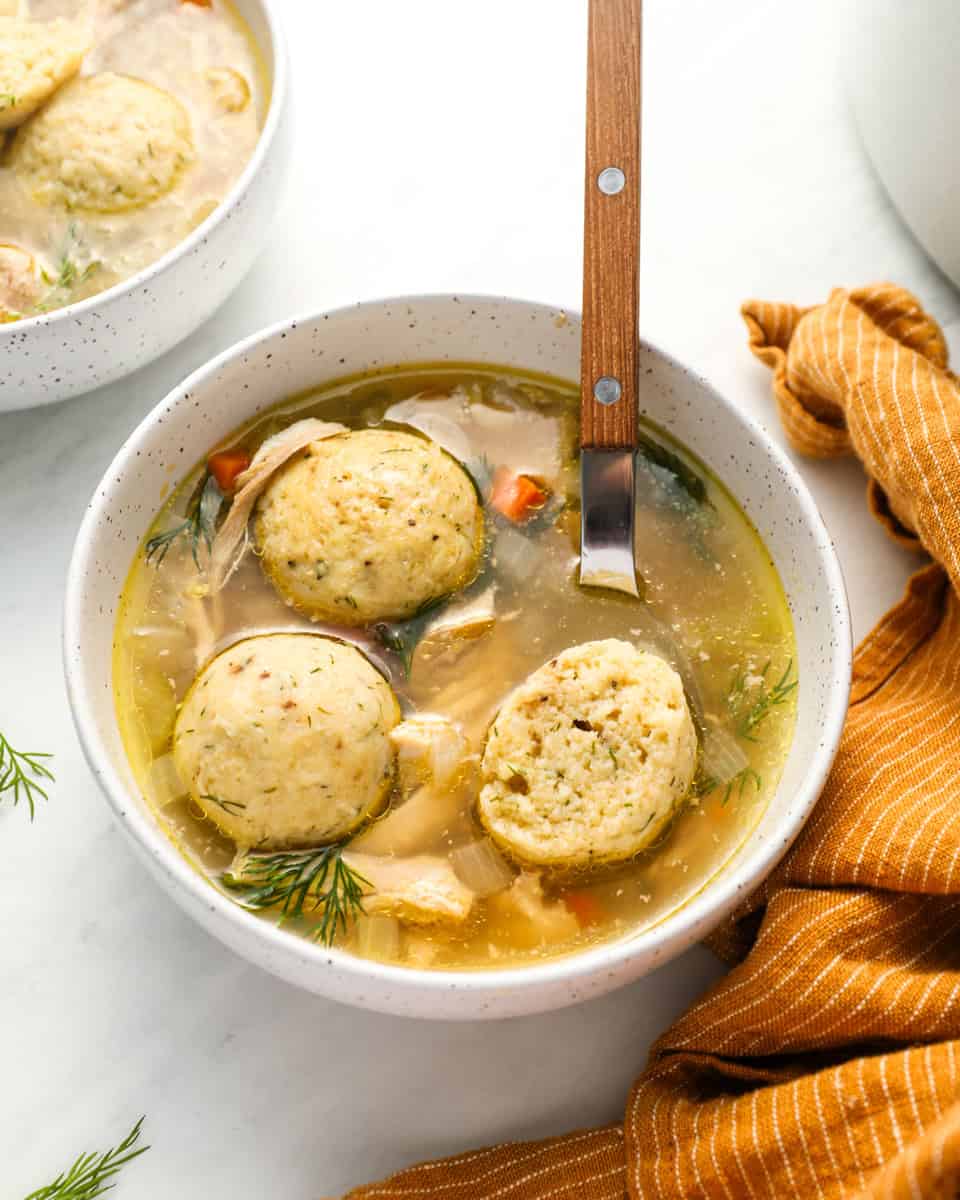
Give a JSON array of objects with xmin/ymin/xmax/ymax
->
[{"xmin": 347, "ymin": 284, "xmax": 960, "ymax": 1200}]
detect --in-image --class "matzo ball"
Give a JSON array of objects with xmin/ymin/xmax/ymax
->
[
  {"xmin": 0, "ymin": 17, "xmax": 91, "ymax": 131},
  {"xmin": 254, "ymin": 429, "xmax": 484, "ymax": 625},
  {"xmin": 478, "ymin": 639, "xmax": 697, "ymax": 868},
  {"xmin": 173, "ymin": 634, "xmax": 400, "ymax": 849},
  {"xmin": 10, "ymin": 71, "xmax": 193, "ymax": 211}
]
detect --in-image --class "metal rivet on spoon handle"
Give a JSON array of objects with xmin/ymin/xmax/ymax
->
[
  {"xmin": 597, "ymin": 166, "xmax": 626, "ymax": 195},
  {"xmin": 593, "ymin": 376, "xmax": 623, "ymax": 406}
]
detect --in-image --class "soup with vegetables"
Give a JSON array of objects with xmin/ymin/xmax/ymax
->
[
  {"xmin": 114, "ymin": 365, "xmax": 797, "ymax": 971},
  {"xmin": 0, "ymin": 0, "xmax": 264, "ymax": 320}
]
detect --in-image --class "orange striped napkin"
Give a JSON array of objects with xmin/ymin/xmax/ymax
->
[{"xmin": 347, "ymin": 284, "xmax": 960, "ymax": 1199}]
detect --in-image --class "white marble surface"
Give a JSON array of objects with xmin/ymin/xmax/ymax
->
[{"xmin": 1, "ymin": 1, "xmax": 957, "ymax": 1195}]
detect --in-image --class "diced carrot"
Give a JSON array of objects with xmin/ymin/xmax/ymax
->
[
  {"xmin": 207, "ymin": 448, "xmax": 251, "ymax": 494},
  {"xmin": 181, "ymin": 0, "xmax": 213, "ymax": 6},
  {"xmin": 489, "ymin": 468, "xmax": 548, "ymax": 523},
  {"xmin": 562, "ymin": 890, "xmax": 604, "ymax": 928}
]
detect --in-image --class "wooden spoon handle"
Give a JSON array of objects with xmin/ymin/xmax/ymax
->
[{"xmin": 580, "ymin": 0, "xmax": 642, "ymax": 451}]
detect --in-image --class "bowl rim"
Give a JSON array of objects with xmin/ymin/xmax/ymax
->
[
  {"xmin": 0, "ymin": 0, "xmax": 288, "ymax": 338},
  {"xmin": 64, "ymin": 293, "xmax": 853, "ymax": 1006}
]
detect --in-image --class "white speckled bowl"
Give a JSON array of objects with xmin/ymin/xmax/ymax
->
[
  {"xmin": 0, "ymin": 0, "xmax": 291, "ymax": 413},
  {"xmin": 64, "ymin": 295, "xmax": 852, "ymax": 1020}
]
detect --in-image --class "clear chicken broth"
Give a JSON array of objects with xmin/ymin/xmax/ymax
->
[
  {"xmin": 1, "ymin": 0, "xmax": 265, "ymax": 319},
  {"xmin": 114, "ymin": 365, "xmax": 796, "ymax": 970}
]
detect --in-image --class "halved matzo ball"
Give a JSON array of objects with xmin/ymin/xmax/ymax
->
[
  {"xmin": 0, "ymin": 17, "xmax": 91, "ymax": 131},
  {"xmin": 10, "ymin": 71, "xmax": 193, "ymax": 211},
  {"xmin": 478, "ymin": 639, "xmax": 697, "ymax": 868},
  {"xmin": 173, "ymin": 634, "xmax": 400, "ymax": 849},
  {"xmin": 254, "ymin": 429, "xmax": 484, "ymax": 625}
]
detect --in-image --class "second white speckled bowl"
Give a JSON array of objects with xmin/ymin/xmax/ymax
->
[
  {"xmin": 64, "ymin": 295, "xmax": 852, "ymax": 1020},
  {"xmin": 0, "ymin": 0, "xmax": 291, "ymax": 413}
]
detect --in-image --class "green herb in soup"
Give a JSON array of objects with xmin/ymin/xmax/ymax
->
[
  {"xmin": 112, "ymin": 365, "xmax": 797, "ymax": 970},
  {"xmin": 0, "ymin": 0, "xmax": 265, "ymax": 320}
]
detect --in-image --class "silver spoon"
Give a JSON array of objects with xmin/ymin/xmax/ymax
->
[
  {"xmin": 578, "ymin": 0, "xmax": 642, "ymax": 598},
  {"xmin": 577, "ymin": 0, "xmax": 704, "ymax": 717}
]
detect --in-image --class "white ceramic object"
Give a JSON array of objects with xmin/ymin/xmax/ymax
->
[
  {"xmin": 64, "ymin": 295, "xmax": 852, "ymax": 1020},
  {"xmin": 0, "ymin": 0, "xmax": 291, "ymax": 413},
  {"xmin": 844, "ymin": 0, "xmax": 960, "ymax": 288}
]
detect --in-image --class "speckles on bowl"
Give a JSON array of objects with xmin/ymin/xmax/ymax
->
[
  {"xmin": 0, "ymin": 0, "xmax": 291, "ymax": 413},
  {"xmin": 62, "ymin": 294, "xmax": 851, "ymax": 1020}
]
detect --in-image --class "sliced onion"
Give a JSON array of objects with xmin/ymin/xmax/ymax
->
[
  {"xmin": 130, "ymin": 623, "xmax": 192, "ymax": 658},
  {"xmin": 384, "ymin": 395, "xmax": 474, "ymax": 463},
  {"xmin": 146, "ymin": 753, "xmax": 185, "ymax": 808},
  {"xmin": 354, "ymin": 914, "xmax": 401, "ymax": 961},
  {"xmin": 452, "ymin": 838, "xmax": 516, "ymax": 897},
  {"xmin": 423, "ymin": 586, "xmax": 496, "ymax": 646},
  {"xmin": 700, "ymin": 724, "xmax": 749, "ymax": 785},
  {"xmin": 492, "ymin": 526, "xmax": 540, "ymax": 585}
]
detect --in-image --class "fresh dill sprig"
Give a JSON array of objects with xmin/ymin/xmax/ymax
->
[
  {"xmin": 693, "ymin": 765, "xmax": 762, "ymax": 807},
  {"xmin": 373, "ymin": 593, "xmax": 450, "ymax": 677},
  {"xmin": 24, "ymin": 1117, "xmax": 148, "ymax": 1200},
  {"xmin": 464, "ymin": 453, "xmax": 494, "ymax": 503},
  {"xmin": 727, "ymin": 659, "xmax": 797, "ymax": 742},
  {"xmin": 42, "ymin": 255, "xmax": 99, "ymax": 295},
  {"xmin": 222, "ymin": 843, "xmax": 368, "ymax": 947},
  {"xmin": 634, "ymin": 432, "xmax": 717, "ymax": 561},
  {"xmin": 637, "ymin": 433, "xmax": 708, "ymax": 507},
  {"xmin": 0, "ymin": 730, "xmax": 54, "ymax": 820},
  {"xmin": 35, "ymin": 223, "xmax": 101, "ymax": 312},
  {"xmin": 145, "ymin": 471, "xmax": 223, "ymax": 567},
  {"xmin": 201, "ymin": 793, "xmax": 246, "ymax": 816}
]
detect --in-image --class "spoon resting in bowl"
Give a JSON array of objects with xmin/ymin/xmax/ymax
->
[
  {"xmin": 578, "ymin": 0, "xmax": 643, "ymax": 598},
  {"xmin": 575, "ymin": 0, "xmax": 705, "ymax": 711}
]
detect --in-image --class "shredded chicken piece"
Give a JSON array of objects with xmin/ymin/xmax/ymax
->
[
  {"xmin": 350, "ymin": 717, "xmax": 471, "ymax": 856},
  {"xmin": 208, "ymin": 418, "xmax": 345, "ymax": 592},
  {"xmin": 0, "ymin": 244, "xmax": 40, "ymax": 314},
  {"xmin": 349, "ymin": 783, "xmax": 465, "ymax": 857},
  {"xmin": 344, "ymin": 852, "xmax": 474, "ymax": 925},
  {"xmin": 184, "ymin": 593, "xmax": 218, "ymax": 670},
  {"xmin": 390, "ymin": 715, "xmax": 468, "ymax": 793},
  {"xmin": 383, "ymin": 391, "xmax": 472, "ymax": 462},
  {"xmin": 487, "ymin": 872, "xmax": 579, "ymax": 945},
  {"xmin": 403, "ymin": 929, "xmax": 443, "ymax": 968}
]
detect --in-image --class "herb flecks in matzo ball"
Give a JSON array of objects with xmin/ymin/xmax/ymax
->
[
  {"xmin": 173, "ymin": 634, "xmax": 400, "ymax": 849},
  {"xmin": 254, "ymin": 429, "xmax": 484, "ymax": 625},
  {"xmin": 0, "ymin": 17, "xmax": 91, "ymax": 131},
  {"xmin": 479, "ymin": 639, "xmax": 697, "ymax": 868},
  {"xmin": 11, "ymin": 72, "xmax": 194, "ymax": 212}
]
